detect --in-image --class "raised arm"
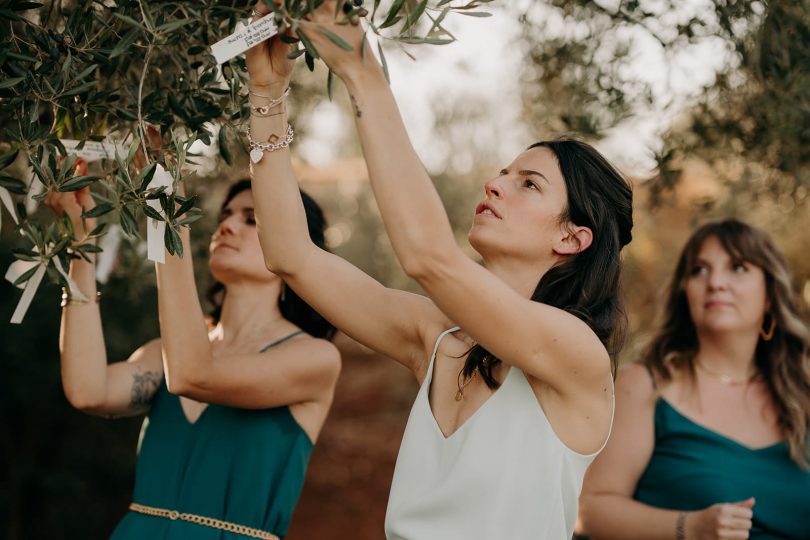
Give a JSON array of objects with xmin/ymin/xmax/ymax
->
[
  {"xmin": 243, "ymin": 6, "xmax": 442, "ymax": 375},
  {"xmin": 153, "ymin": 221, "xmax": 339, "ymax": 409},
  {"xmin": 44, "ymin": 184, "xmax": 162, "ymax": 418},
  {"xmin": 300, "ymin": 6, "xmax": 609, "ymax": 392}
]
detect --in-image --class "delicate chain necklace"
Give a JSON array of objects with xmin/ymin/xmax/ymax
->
[
  {"xmin": 696, "ymin": 360, "xmax": 758, "ymax": 386},
  {"xmin": 455, "ymin": 369, "xmax": 478, "ymax": 401}
]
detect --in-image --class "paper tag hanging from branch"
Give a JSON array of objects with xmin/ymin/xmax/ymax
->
[
  {"xmin": 60, "ymin": 139, "xmax": 128, "ymax": 162},
  {"xmin": 96, "ymin": 224, "xmax": 122, "ymax": 284},
  {"xmin": 146, "ymin": 164, "xmax": 174, "ymax": 264},
  {"xmin": 211, "ymin": 13, "xmax": 278, "ymax": 64}
]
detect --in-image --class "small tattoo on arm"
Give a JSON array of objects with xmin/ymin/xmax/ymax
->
[
  {"xmin": 131, "ymin": 370, "xmax": 161, "ymax": 408},
  {"xmin": 350, "ymin": 95, "xmax": 362, "ymax": 118}
]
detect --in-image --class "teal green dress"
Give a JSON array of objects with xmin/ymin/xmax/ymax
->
[
  {"xmin": 634, "ymin": 398, "xmax": 810, "ymax": 539},
  {"xmin": 110, "ymin": 332, "xmax": 313, "ymax": 539}
]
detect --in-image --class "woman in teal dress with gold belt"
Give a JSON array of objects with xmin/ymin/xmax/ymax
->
[
  {"xmin": 46, "ymin": 171, "xmax": 340, "ymax": 539},
  {"xmin": 579, "ymin": 220, "xmax": 810, "ymax": 539}
]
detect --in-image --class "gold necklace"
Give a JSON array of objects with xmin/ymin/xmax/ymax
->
[
  {"xmin": 696, "ymin": 360, "xmax": 758, "ymax": 386},
  {"xmin": 455, "ymin": 369, "xmax": 477, "ymax": 401}
]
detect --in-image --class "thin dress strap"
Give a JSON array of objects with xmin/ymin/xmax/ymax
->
[
  {"xmin": 259, "ymin": 330, "xmax": 305, "ymax": 352},
  {"xmin": 427, "ymin": 326, "xmax": 461, "ymax": 372}
]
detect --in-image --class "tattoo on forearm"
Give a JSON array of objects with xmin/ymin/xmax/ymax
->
[
  {"xmin": 130, "ymin": 370, "xmax": 161, "ymax": 408},
  {"xmin": 350, "ymin": 95, "xmax": 362, "ymax": 118}
]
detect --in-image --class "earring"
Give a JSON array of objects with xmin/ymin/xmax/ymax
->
[
  {"xmin": 759, "ymin": 313, "xmax": 776, "ymax": 341},
  {"xmin": 280, "ymin": 284, "xmax": 286, "ymax": 303}
]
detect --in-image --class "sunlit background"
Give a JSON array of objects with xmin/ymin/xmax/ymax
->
[{"xmin": 2, "ymin": 1, "xmax": 809, "ymax": 538}]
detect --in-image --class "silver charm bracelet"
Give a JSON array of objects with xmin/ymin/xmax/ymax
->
[
  {"xmin": 249, "ymin": 86, "xmax": 290, "ymax": 117},
  {"xmin": 247, "ymin": 125, "xmax": 294, "ymax": 163}
]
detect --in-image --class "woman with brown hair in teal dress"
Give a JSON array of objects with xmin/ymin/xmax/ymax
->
[
  {"xmin": 45, "ymin": 174, "xmax": 340, "ymax": 539},
  {"xmin": 579, "ymin": 220, "xmax": 810, "ymax": 539}
]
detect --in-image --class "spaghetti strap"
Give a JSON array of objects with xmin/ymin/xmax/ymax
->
[
  {"xmin": 259, "ymin": 330, "xmax": 305, "ymax": 352},
  {"xmin": 428, "ymin": 327, "xmax": 460, "ymax": 368}
]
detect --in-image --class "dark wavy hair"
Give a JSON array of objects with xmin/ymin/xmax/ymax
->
[
  {"xmin": 643, "ymin": 219, "xmax": 810, "ymax": 468},
  {"xmin": 206, "ymin": 179, "xmax": 336, "ymax": 340},
  {"xmin": 463, "ymin": 138, "xmax": 633, "ymax": 387}
]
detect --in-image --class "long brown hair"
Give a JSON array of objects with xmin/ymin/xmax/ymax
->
[
  {"xmin": 643, "ymin": 219, "xmax": 810, "ymax": 468},
  {"xmin": 463, "ymin": 138, "xmax": 634, "ymax": 387},
  {"xmin": 206, "ymin": 179, "xmax": 335, "ymax": 340}
]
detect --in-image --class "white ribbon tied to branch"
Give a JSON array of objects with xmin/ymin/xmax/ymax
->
[
  {"xmin": 146, "ymin": 164, "xmax": 174, "ymax": 264},
  {"xmin": 0, "ymin": 183, "xmax": 18, "ymax": 235},
  {"xmin": 4, "ymin": 139, "xmax": 128, "ymax": 322},
  {"xmin": 5, "ymin": 247, "xmax": 88, "ymax": 324}
]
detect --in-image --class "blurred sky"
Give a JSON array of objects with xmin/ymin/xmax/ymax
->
[{"xmin": 299, "ymin": 0, "xmax": 734, "ymax": 179}]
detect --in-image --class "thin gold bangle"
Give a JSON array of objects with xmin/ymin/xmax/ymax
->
[{"xmin": 61, "ymin": 287, "xmax": 101, "ymax": 307}]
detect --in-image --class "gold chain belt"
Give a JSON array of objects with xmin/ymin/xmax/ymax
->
[{"xmin": 128, "ymin": 502, "xmax": 280, "ymax": 540}]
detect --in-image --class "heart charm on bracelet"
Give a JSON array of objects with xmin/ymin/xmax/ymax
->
[{"xmin": 250, "ymin": 148, "xmax": 264, "ymax": 164}]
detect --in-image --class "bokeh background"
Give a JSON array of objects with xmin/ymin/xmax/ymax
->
[{"xmin": 2, "ymin": 1, "xmax": 810, "ymax": 538}]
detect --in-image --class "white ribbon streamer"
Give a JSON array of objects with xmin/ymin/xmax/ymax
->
[
  {"xmin": 96, "ymin": 224, "xmax": 122, "ymax": 284},
  {"xmin": 0, "ymin": 185, "xmax": 19, "ymax": 235},
  {"xmin": 5, "ymin": 246, "xmax": 89, "ymax": 324},
  {"xmin": 52, "ymin": 256, "xmax": 88, "ymax": 303},
  {"xmin": 146, "ymin": 164, "xmax": 173, "ymax": 264},
  {"xmin": 5, "ymin": 258, "xmax": 37, "ymax": 290},
  {"xmin": 4, "ymin": 138, "xmax": 128, "ymax": 323},
  {"xmin": 5, "ymin": 260, "xmax": 46, "ymax": 324}
]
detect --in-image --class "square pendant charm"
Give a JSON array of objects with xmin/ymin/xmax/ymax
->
[{"xmin": 250, "ymin": 148, "xmax": 264, "ymax": 163}]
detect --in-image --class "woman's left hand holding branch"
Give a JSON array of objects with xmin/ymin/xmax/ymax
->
[{"xmin": 298, "ymin": 1, "xmax": 378, "ymax": 85}]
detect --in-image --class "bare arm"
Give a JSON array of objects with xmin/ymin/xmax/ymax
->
[
  {"xmin": 579, "ymin": 364, "xmax": 755, "ymax": 539},
  {"xmin": 154, "ymin": 221, "xmax": 340, "ymax": 408},
  {"xmin": 300, "ymin": 10, "xmax": 609, "ymax": 398},
  {"xmin": 243, "ymin": 10, "xmax": 443, "ymax": 374},
  {"xmin": 579, "ymin": 364, "xmax": 680, "ymax": 539},
  {"xmin": 46, "ymin": 185, "xmax": 163, "ymax": 417}
]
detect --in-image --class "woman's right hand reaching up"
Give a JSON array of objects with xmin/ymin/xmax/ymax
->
[
  {"xmin": 245, "ymin": 3, "xmax": 296, "ymax": 89},
  {"xmin": 45, "ymin": 157, "xmax": 164, "ymax": 418},
  {"xmin": 43, "ymin": 158, "xmax": 96, "ymax": 240}
]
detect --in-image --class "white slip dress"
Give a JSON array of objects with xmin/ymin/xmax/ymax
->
[{"xmin": 385, "ymin": 327, "xmax": 612, "ymax": 540}]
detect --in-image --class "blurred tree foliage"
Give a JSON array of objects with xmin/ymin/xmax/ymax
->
[
  {"xmin": 518, "ymin": 0, "xmax": 810, "ymax": 215},
  {"xmin": 515, "ymin": 0, "xmax": 810, "ymax": 366},
  {"xmin": 661, "ymin": 0, "xmax": 810, "ymax": 216}
]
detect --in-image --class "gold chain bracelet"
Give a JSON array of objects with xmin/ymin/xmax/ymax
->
[{"xmin": 129, "ymin": 503, "xmax": 279, "ymax": 540}]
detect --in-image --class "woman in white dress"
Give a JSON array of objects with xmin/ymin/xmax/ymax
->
[{"xmin": 243, "ymin": 2, "xmax": 633, "ymax": 538}]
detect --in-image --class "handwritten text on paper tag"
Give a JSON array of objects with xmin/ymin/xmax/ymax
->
[
  {"xmin": 210, "ymin": 14, "xmax": 278, "ymax": 64},
  {"xmin": 60, "ymin": 139, "xmax": 127, "ymax": 161}
]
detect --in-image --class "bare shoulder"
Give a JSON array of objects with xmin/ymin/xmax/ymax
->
[
  {"xmin": 411, "ymin": 304, "xmax": 458, "ymax": 382},
  {"xmin": 128, "ymin": 337, "xmax": 162, "ymax": 361},
  {"xmin": 296, "ymin": 335, "xmax": 341, "ymax": 365},
  {"xmin": 557, "ymin": 308, "xmax": 611, "ymax": 370},
  {"xmin": 125, "ymin": 338, "xmax": 164, "ymax": 375},
  {"xmin": 284, "ymin": 335, "xmax": 342, "ymax": 381},
  {"xmin": 615, "ymin": 362, "xmax": 657, "ymax": 406}
]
